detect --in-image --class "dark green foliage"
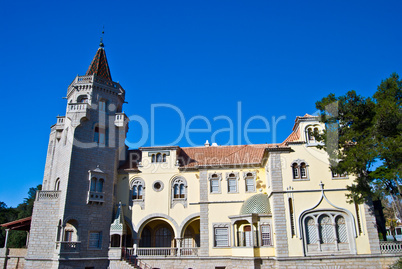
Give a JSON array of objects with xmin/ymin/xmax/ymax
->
[
  {"xmin": 389, "ymin": 258, "xmax": 402, "ymax": 269},
  {"xmin": 0, "ymin": 184, "xmax": 41, "ymax": 248},
  {"xmin": 315, "ymin": 74, "xmax": 402, "ymax": 208}
]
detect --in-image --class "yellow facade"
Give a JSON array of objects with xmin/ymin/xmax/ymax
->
[{"xmin": 112, "ymin": 114, "xmax": 381, "ymax": 261}]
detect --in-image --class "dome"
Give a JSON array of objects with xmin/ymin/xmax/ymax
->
[{"xmin": 240, "ymin": 193, "xmax": 271, "ymax": 215}]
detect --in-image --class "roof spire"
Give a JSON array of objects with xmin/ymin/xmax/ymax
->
[
  {"xmin": 86, "ymin": 29, "xmax": 112, "ymax": 81},
  {"xmin": 99, "ymin": 26, "xmax": 105, "ymax": 48}
]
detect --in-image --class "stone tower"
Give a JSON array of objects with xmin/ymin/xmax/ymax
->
[{"xmin": 25, "ymin": 42, "xmax": 128, "ymax": 269}]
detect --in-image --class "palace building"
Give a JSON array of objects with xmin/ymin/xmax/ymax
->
[{"xmin": 2, "ymin": 43, "xmax": 401, "ymax": 269}]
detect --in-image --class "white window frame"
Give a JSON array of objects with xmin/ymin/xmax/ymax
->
[
  {"xmin": 208, "ymin": 173, "xmax": 222, "ymax": 194},
  {"xmin": 243, "ymin": 171, "xmax": 256, "ymax": 193},
  {"xmin": 213, "ymin": 223, "xmax": 230, "ymax": 248},
  {"xmin": 226, "ymin": 172, "xmax": 239, "ymax": 193},
  {"xmin": 291, "ymin": 159, "xmax": 309, "ymax": 181}
]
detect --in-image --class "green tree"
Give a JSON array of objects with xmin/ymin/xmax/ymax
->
[
  {"xmin": 315, "ymin": 74, "xmax": 402, "ymax": 209},
  {"xmin": 0, "ymin": 184, "xmax": 41, "ymax": 248}
]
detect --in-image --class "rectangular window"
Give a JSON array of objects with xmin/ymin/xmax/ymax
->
[
  {"xmin": 64, "ymin": 230, "xmax": 73, "ymax": 242},
  {"xmin": 214, "ymin": 227, "xmax": 229, "ymax": 247},
  {"xmin": 211, "ymin": 179, "xmax": 219, "ymax": 193},
  {"xmin": 99, "ymin": 101, "xmax": 106, "ymax": 111},
  {"xmin": 89, "ymin": 232, "xmax": 102, "ymax": 249},
  {"xmin": 261, "ymin": 225, "xmax": 271, "ymax": 246},
  {"xmin": 246, "ymin": 178, "xmax": 254, "ymax": 192},
  {"xmin": 228, "ymin": 179, "xmax": 237, "ymax": 193}
]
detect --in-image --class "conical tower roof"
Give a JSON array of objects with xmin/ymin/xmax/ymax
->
[
  {"xmin": 86, "ymin": 44, "xmax": 112, "ymax": 81},
  {"xmin": 110, "ymin": 202, "xmax": 126, "ymax": 234}
]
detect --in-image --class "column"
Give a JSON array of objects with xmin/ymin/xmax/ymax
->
[
  {"xmin": 4, "ymin": 229, "xmax": 9, "ymax": 248},
  {"xmin": 175, "ymin": 238, "xmax": 182, "ymax": 256},
  {"xmin": 199, "ymin": 170, "xmax": 209, "ymax": 256},
  {"xmin": 270, "ymin": 152, "xmax": 289, "ymax": 257}
]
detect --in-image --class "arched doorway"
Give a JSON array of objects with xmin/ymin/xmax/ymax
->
[
  {"xmin": 138, "ymin": 218, "xmax": 176, "ymax": 254},
  {"xmin": 181, "ymin": 218, "xmax": 200, "ymax": 256}
]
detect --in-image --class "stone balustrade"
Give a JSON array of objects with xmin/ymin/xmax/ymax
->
[
  {"xmin": 87, "ymin": 191, "xmax": 105, "ymax": 203},
  {"xmin": 67, "ymin": 103, "xmax": 89, "ymax": 112},
  {"xmin": 57, "ymin": 241, "xmax": 81, "ymax": 253},
  {"xmin": 137, "ymin": 247, "xmax": 178, "ymax": 256},
  {"xmin": 36, "ymin": 191, "xmax": 60, "ymax": 201},
  {"xmin": 379, "ymin": 241, "xmax": 402, "ymax": 254}
]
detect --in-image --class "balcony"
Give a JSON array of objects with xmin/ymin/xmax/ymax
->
[
  {"xmin": 36, "ymin": 191, "xmax": 60, "ymax": 201},
  {"xmin": 67, "ymin": 103, "xmax": 89, "ymax": 113},
  {"xmin": 380, "ymin": 241, "xmax": 402, "ymax": 254},
  {"xmin": 125, "ymin": 247, "xmax": 199, "ymax": 257},
  {"xmin": 87, "ymin": 191, "xmax": 105, "ymax": 204},
  {"xmin": 55, "ymin": 116, "xmax": 65, "ymax": 131},
  {"xmin": 115, "ymin": 113, "xmax": 128, "ymax": 128},
  {"xmin": 56, "ymin": 241, "xmax": 81, "ymax": 253}
]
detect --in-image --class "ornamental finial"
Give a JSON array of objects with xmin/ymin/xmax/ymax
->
[{"xmin": 99, "ymin": 26, "xmax": 105, "ymax": 48}]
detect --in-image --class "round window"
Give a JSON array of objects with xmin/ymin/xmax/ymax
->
[{"xmin": 153, "ymin": 181, "xmax": 164, "ymax": 192}]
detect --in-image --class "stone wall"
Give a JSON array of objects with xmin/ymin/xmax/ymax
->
[{"xmin": 135, "ymin": 254, "xmax": 401, "ymax": 269}]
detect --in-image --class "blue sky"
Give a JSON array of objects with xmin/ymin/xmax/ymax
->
[{"xmin": 0, "ymin": 0, "xmax": 401, "ymax": 207}]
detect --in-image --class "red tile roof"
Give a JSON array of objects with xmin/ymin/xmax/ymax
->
[
  {"xmin": 0, "ymin": 216, "xmax": 31, "ymax": 231},
  {"xmin": 179, "ymin": 144, "xmax": 270, "ymax": 168},
  {"xmin": 86, "ymin": 47, "xmax": 112, "ymax": 81},
  {"xmin": 282, "ymin": 128, "xmax": 301, "ymax": 144},
  {"xmin": 120, "ymin": 144, "xmax": 291, "ymax": 170}
]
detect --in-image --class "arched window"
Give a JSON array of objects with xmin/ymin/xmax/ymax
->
[
  {"xmin": 90, "ymin": 177, "xmax": 97, "ymax": 191},
  {"xmin": 306, "ymin": 125, "xmax": 321, "ymax": 144},
  {"xmin": 99, "ymin": 100, "xmax": 106, "ymax": 112},
  {"xmin": 318, "ymin": 214, "xmax": 334, "ymax": 244},
  {"xmin": 292, "ymin": 163, "xmax": 299, "ymax": 179},
  {"xmin": 305, "ymin": 217, "xmax": 318, "ymax": 244},
  {"xmin": 303, "ymin": 212, "xmax": 352, "ymax": 254},
  {"xmin": 307, "ymin": 127, "xmax": 315, "ymax": 142},
  {"xmin": 336, "ymin": 216, "xmax": 348, "ymax": 243},
  {"xmin": 291, "ymin": 160, "xmax": 309, "ymax": 180},
  {"xmin": 244, "ymin": 172, "xmax": 256, "ymax": 192},
  {"xmin": 209, "ymin": 173, "xmax": 221, "ymax": 193},
  {"xmin": 77, "ymin": 95, "xmax": 88, "ymax": 103},
  {"xmin": 97, "ymin": 178, "xmax": 104, "ymax": 192},
  {"xmin": 163, "ymin": 154, "xmax": 166, "ymax": 162},
  {"xmin": 156, "ymin": 153, "xmax": 162, "ymax": 162},
  {"xmin": 55, "ymin": 178, "xmax": 61, "ymax": 191},
  {"xmin": 94, "ymin": 126, "xmax": 107, "ymax": 145},
  {"xmin": 89, "ymin": 177, "xmax": 104, "ymax": 192},
  {"xmin": 300, "ymin": 162, "xmax": 307, "ymax": 179},
  {"xmin": 155, "ymin": 227, "xmax": 173, "ymax": 247},
  {"xmin": 140, "ymin": 227, "xmax": 151, "ymax": 247},
  {"xmin": 64, "ymin": 219, "xmax": 79, "ymax": 243},
  {"xmin": 289, "ymin": 198, "xmax": 295, "ymax": 237},
  {"xmin": 131, "ymin": 179, "xmax": 145, "ymax": 200},
  {"xmin": 172, "ymin": 177, "xmax": 186, "ymax": 199},
  {"xmin": 227, "ymin": 173, "xmax": 238, "ymax": 193},
  {"xmin": 151, "ymin": 154, "xmax": 156, "ymax": 163}
]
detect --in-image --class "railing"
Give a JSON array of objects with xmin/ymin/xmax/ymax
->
[
  {"xmin": 57, "ymin": 241, "xmax": 81, "ymax": 253},
  {"xmin": 87, "ymin": 191, "xmax": 105, "ymax": 203},
  {"xmin": 380, "ymin": 241, "xmax": 402, "ymax": 254},
  {"xmin": 122, "ymin": 247, "xmax": 153, "ymax": 269},
  {"xmin": 180, "ymin": 247, "xmax": 199, "ymax": 256},
  {"xmin": 36, "ymin": 190, "xmax": 60, "ymax": 201},
  {"xmin": 68, "ymin": 103, "xmax": 89, "ymax": 112},
  {"xmin": 76, "ymin": 76, "xmax": 93, "ymax": 83},
  {"xmin": 137, "ymin": 247, "xmax": 177, "ymax": 256}
]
